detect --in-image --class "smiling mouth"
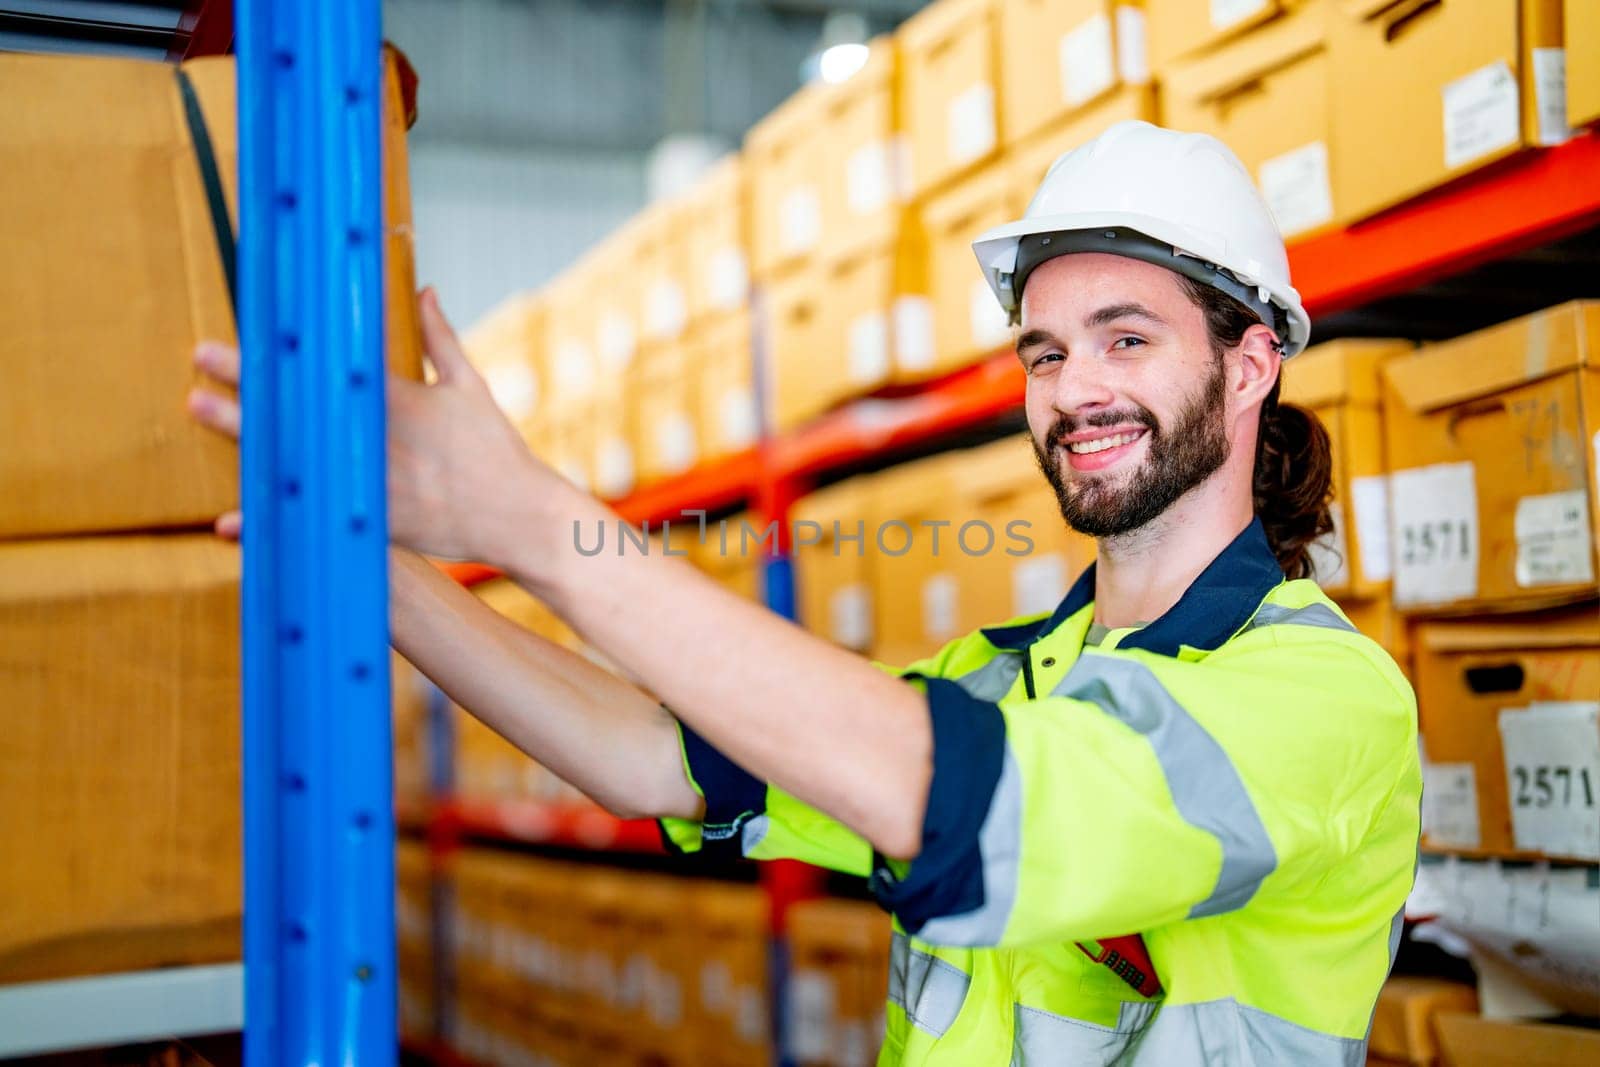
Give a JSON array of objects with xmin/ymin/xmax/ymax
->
[{"xmin": 1064, "ymin": 429, "xmax": 1147, "ymax": 455}]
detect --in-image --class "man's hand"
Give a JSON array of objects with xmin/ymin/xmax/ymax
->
[{"xmin": 187, "ymin": 287, "xmax": 578, "ymax": 564}]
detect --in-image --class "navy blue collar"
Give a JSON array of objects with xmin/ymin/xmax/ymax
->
[{"xmin": 980, "ymin": 517, "xmax": 1284, "ymax": 657}]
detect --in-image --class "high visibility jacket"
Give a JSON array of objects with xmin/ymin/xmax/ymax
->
[{"xmin": 662, "ymin": 518, "xmax": 1422, "ymax": 1065}]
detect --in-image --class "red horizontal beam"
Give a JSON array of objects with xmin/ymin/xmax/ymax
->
[
  {"xmin": 1290, "ymin": 133, "xmax": 1600, "ymax": 317},
  {"xmin": 437, "ymin": 797, "xmax": 665, "ymax": 854},
  {"xmin": 612, "ymin": 448, "xmax": 760, "ymax": 525}
]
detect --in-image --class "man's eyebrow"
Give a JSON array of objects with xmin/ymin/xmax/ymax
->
[
  {"xmin": 1085, "ymin": 302, "xmax": 1169, "ymax": 329},
  {"xmin": 1015, "ymin": 328, "xmax": 1058, "ymax": 354}
]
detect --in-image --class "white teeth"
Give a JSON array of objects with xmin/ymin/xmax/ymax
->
[{"xmin": 1066, "ymin": 431, "xmax": 1142, "ymax": 455}]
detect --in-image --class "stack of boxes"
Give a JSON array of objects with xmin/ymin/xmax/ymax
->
[
  {"xmin": 0, "ymin": 48, "xmax": 422, "ymax": 989},
  {"xmin": 397, "ymin": 838, "xmax": 437, "ymax": 1041},
  {"xmin": 446, "ymin": 849, "xmax": 773, "ymax": 1067},
  {"xmin": 786, "ymin": 899, "xmax": 893, "ymax": 1067}
]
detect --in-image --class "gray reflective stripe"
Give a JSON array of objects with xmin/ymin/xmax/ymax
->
[
  {"xmin": 740, "ymin": 813, "xmax": 770, "ymax": 855},
  {"xmin": 887, "ymin": 931, "xmax": 970, "ymax": 1038},
  {"xmin": 1052, "ymin": 655, "xmax": 1277, "ymax": 918},
  {"xmin": 953, "ymin": 652, "xmax": 1024, "ymax": 702},
  {"xmin": 1010, "ymin": 1000, "xmax": 1159, "ymax": 1066},
  {"xmin": 1125, "ymin": 999, "xmax": 1366, "ymax": 1066},
  {"xmin": 916, "ymin": 744, "xmax": 1023, "ymax": 946},
  {"xmin": 1244, "ymin": 601, "xmax": 1357, "ymax": 634}
]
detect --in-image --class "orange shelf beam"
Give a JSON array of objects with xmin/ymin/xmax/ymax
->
[{"xmin": 436, "ymin": 797, "xmax": 666, "ymax": 854}]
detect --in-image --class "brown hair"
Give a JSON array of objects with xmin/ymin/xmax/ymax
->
[{"xmin": 1178, "ymin": 277, "xmax": 1334, "ymax": 580}]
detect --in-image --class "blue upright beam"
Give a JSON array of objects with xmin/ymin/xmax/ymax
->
[{"xmin": 237, "ymin": 1, "xmax": 395, "ymax": 1063}]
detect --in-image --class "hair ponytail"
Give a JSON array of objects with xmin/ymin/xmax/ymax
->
[{"xmin": 1253, "ymin": 381, "xmax": 1334, "ymax": 580}]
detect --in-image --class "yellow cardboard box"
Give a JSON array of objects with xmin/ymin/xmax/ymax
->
[
  {"xmin": 0, "ymin": 535, "xmax": 240, "ymax": 984},
  {"xmin": 786, "ymin": 899, "xmax": 893, "ymax": 1067},
  {"xmin": 688, "ymin": 884, "xmax": 773, "ymax": 1067},
  {"xmin": 898, "ymin": 0, "xmax": 1002, "ymax": 200},
  {"xmin": 0, "ymin": 49, "xmax": 421, "ymax": 540},
  {"xmin": 1381, "ymin": 302, "xmax": 1599, "ymax": 614},
  {"xmin": 1367, "ymin": 977, "xmax": 1478, "ymax": 1066},
  {"xmin": 1435, "ymin": 1012, "xmax": 1600, "ymax": 1067},
  {"xmin": 1328, "ymin": 0, "xmax": 1566, "ymax": 226},
  {"xmin": 819, "ymin": 38, "xmax": 905, "ymax": 264},
  {"xmin": 866, "ymin": 453, "xmax": 971, "ymax": 668},
  {"xmin": 999, "ymin": 0, "xmax": 1152, "ymax": 148},
  {"xmin": 1567, "ymin": 0, "xmax": 1600, "ymax": 129},
  {"xmin": 1146, "ymin": 0, "xmax": 1316, "ymax": 70},
  {"xmin": 463, "ymin": 291, "xmax": 545, "ymax": 443},
  {"xmin": 588, "ymin": 222, "xmax": 644, "ymax": 377},
  {"xmin": 638, "ymin": 197, "xmax": 692, "ymax": 347},
  {"xmin": 636, "ymin": 344, "xmax": 700, "ymax": 485},
  {"xmin": 590, "ymin": 380, "xmax": 640, "ymax": 501},
  {"xmin": 792, "ymin": 478, "xmax": 879, "ymax": 652},
  {"xmin": 1161, "ymin": 1, "xmax": 1337, "ymax": 239},
  {"xmin": 1006, "ymin": 85, "xmax": 1157, "ymax": 208},
  {"xmin": 912, "ymin": 159, "xmax": 1018, "ymax": 380},
  {"xmin": 747, "ymin": 84, "xmax": 829, "ymax": 280},
  {"xmin": 1282, "ymin": 338, "xmax": 1415, "ymax": 599},
  {"xmin": 691, "ymin": 310, "xmax": 760, "ymax": 461},
  {"xmin": 685, "ymin": 155, "xmax": 751, "ymax": 327},
  {"xmin": 542, "ymin": 268, "xmax": 601, "ymax": 412},
  {"xmin": 1413, "ymin": 607, "xmax": 1599, "ymax": 860},
  {"xmin": 690, "ymin": 510, "xmax": 766, "ymax": 602}
]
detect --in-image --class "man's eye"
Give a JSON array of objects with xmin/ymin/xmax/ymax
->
[
  {"xmin": 1111, "ymin": 336, "xmax": 1146, "ymax": 350},
  {"xmin": 1030, "ymin": 351, "xmax": 1065, "ymax": 371}
]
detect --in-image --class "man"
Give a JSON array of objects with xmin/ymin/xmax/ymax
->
[{"xmin": 190, "ymin": 121, "xmax": 1420, "ymax": 1064}]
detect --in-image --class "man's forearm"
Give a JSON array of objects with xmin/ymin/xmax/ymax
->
[
  {"xmin": 389, "ymin": 548, "xmax": 701, "ymax": 820},
  {"xmin": 500, "ymin": 506, "xmax": 934, "ymax": 860}
]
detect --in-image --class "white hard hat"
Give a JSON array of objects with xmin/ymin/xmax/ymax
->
[{"xmin": 972, "ymin": 120, "xmax": 1311, "ymax": 357}]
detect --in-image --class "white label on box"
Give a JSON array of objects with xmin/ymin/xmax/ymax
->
[
  {"xmin": 594, "ymin": 436, "xmax": 635, "ymax": 499},
  {"xmin": 555, "ymin": 340, "xmax": 595, "ymax": 396},
  {"xmin": 1308, "ymin": 500, "xmax": 1351, "ymax": 591},
  {"xmin": 779, "ymin": 185, "xmax": 821, "ymax": 255},
  {"xmin": 1514, "ymin": 489, "xmax": 1594, "ymax": 587},
  {"xmin": 893, "ymin": 295, "xmax": 936, "ymax": 371},
  {"xmin": 1532, "ymin": 48, "xmax": 1571, "ymax": 146},
  {"xmin": 484, "ymin": 361, "xmax": 538, "ymax": 421},
  {"xmin": 848, "ymin": 310, "xmax": 890, "ymax": 384},
  {"xmin": 598, "ymin": 310, "xmax": 636, "ymax": 369},
  {"xmin": 1115, "ymin": 5, "xmax": 1150, "ymax": 85},
  {"xmin": 657, "ymin": 412, "xmax": 697, "ymax": 474},
  {"xmin": 829, "ymin": 583, "xmax": 872, "ymax": 649},
  {"xmin": 719, "ymin": 387, "xmax": 759, "ymax": 449},
  {"xmin": 1443, "ymin": 61, "xmax": 1521, "ymax": 170},
  {"xmin": 1258, "ymin": 141, "xmax": 1334, "ymax": 238},
  {"xmin": 1013, "ymin": 553, "xmax": 1068, "ymax": 618},
  {"xmin": 1351, "ymin": 474, "xmax": 1393, "ymax": 582},
  {"xmin": 947, "ymin": 82, "xmax": 996, "ymax": 165},
  {"xmin": 1060, "ymin": 14, "xmax": 1115, "ymax": 107},
  {"xmin": 736, "ymin": 985, "xmax": 767, "ymax": 1042},
  {"xmin": 708, "ymin": 246, "xmax": 749, "ymax": 309},
  {"xmin": 891, "ymin": 133, "xmax": 913, "ymax": 202},
  {"xmin": 1390, "ymin": 461, "xmax": 1479, "ymax": 605},
  {"xmin": 922, "ymin": 572, "xmax": 960, "ymax": 640},
  {"xmin": 969, "ymin": 275, "xmax": 1013, "ymax": 349},
  {"xmin": 1499, "ymin": 702, "xmax": 1600, "ymax": 860},
  {"xmin": 1422, "ymin": 761, "xmax": 1481, "ymax": 849},
  {"xmin": 1211, "ymin": 0, "xmax": 1267, "ymax": 31},
  {"xmin": 647, "ymin": 279, "xmax": 687, "ymax": 340},
  {"xmin": 837, "ymin": 1019, "xmax": 870, "ymax": 1067},
  {"xmin": 788, "ymin": 971, "xmax": 836, "ymax": 1062},
  {"xmin": 848, "ymin": 140, "xmax": 892, "ymax": 216}
]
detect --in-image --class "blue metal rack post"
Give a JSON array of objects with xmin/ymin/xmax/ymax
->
[{"xmin": 237, "ymin": 1, "xmax": 396, "ymax": 1062}]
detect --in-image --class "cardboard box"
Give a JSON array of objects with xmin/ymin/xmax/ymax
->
[
  {"xmin": 819, "ymin": 38, "xmax": 905, "ymax": 264},
  {"xmin": 1161, "ymin": 1, "xmax": 1337, "ymax": 239},
  {"xmin": 685, "ymin": 155, "xmax": 751, "ymax": 327},
  {"xmin": 688, "ymin": 884, "xmax": 773, "ymax": 1067},
  {"xmin": 638, "ymin": 198, "xmax": 692, "ymax": 347},
  {"xmin": 1569, "ymin": 0, "xmax": 1600, "ymax": 128},
  {"xmin": 463, "ymin": 291, "xmax": 545, "ymax": 442},
  {"xmin": 542, "ymin": 268, "xmax": 601, "ymax": 413},
  {"xmin": 1413, "ymin": 606, "xmax": 1599, "ymax": 860},
  {"xmin": 691, "ymin": 510, "xmax": 766, "ymax": 602},
  {"xmin": 1283, "ymin": 339, "xmax": 1415, "ymax": 599},
  {"xmin": 395, "ymin": 838, "xmax": 436, "ymax": 1040},
  {"xmin": 1006, "ymin": 85, "xmax": 1157, "ymax": 208},
  {"xmin": 393, "ymin": 654, "xmax": 434, "ymax": 804},
  {"xmin": 1146, "ymin": 0, "xmax": 1315, "ymax": 70},
  {"xmin": 591, "ymin": 381, "xmax": 640, "ymax": 501},
  {"xmin": 588, "ymin": 223, "xmax": 644, "ymax": 377},
  {"xmin": 999, "ymin": 0, "xmax": 1152, "ymax": 147},
  {"xmin": 1434, "ymin": 1012, "xmax": 1600, "ymax": 1066},
  {"xmin": 747, "ymin": 84, "xmax": 830, "ymax": 280},
  {"xmin": 0, "ymin": 535, "xmax": 241, "ymax": 984},
  {"xmin": 1328, "ymin": 0, "xmax": 1566, "ymax": 226},
  {"xmin": 787, "ymin": 899, "xmax": 893, "ymax": 1067},
  {"xmin": 898, "ymin": 0, "xmax": 1001, "ymax": 200},
  {"xmin": 692, "ymin": 310, "xmax": 760, "ymax": 461},
  {"xmin": 866, "ymin": 453, "xmax": 972, "ymax": 668},
  {"xmin": 1368, "ymin": 977, "xmax": 1479, "ymax": 1065},
  {"xmin": 910, "ymin": 159, "xmax": 1017, "ymax": 380},
  {"xmin": 636, "ymin": 344, "xmax": 700, "ymax": 485},
  {"xmin": 1381, "ymin": 302, "xmax": 1599, "ymax": 614},
  {"xmin": 793, "ymin": 478, "xmax": 879, "ymax": 651},
  {"xmin": 0, "ymin": 49, "xmax": 422, "ymax": 540},
  {"xmin": 953, "ymin": 435, "xmax": 1098, "ymax": 631}
]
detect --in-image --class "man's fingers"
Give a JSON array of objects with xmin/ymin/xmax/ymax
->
[
  {"xmin": 215, "ymin": 510, "xmax": 242, "ymax": 540},
  {"xmin": 417, "ymin": 286, "xmax": 475, "ymax": 386},
  {"xmin": 194, "ymin": 341, "xmax": 241, "ymax": 386},
  {"xmin": 187, "ymin": 386, "xmax": 241, "ymax": 439}
]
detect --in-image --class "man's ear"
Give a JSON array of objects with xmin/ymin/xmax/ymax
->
[{"xmin": 1232, "ymin": 322, "xmax": 1283, "ymax": 408}]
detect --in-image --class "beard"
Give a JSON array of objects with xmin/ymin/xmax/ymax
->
[{"xmin": 1032, "ymin": 360, "xmax": 1230, "ymax": 538}]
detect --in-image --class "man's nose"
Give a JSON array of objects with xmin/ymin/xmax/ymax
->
[{"xmin": 1049, "ymin": 356, "xmax": 1117, "ymax": 418}]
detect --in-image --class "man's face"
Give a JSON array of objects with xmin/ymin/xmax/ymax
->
[{"xmin": 1017, "ymin": 253, "xmax": 1231, "ymax": 538}]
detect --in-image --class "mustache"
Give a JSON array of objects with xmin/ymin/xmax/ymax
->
[{"xmin": 1044, "ymin": 407, "xmax": 1160, "ymax": 452}]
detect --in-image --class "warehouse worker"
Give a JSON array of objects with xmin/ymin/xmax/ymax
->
[{"xmin": 191, "ymin": 121, "xmax": 1420, "ymax": 1064}]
